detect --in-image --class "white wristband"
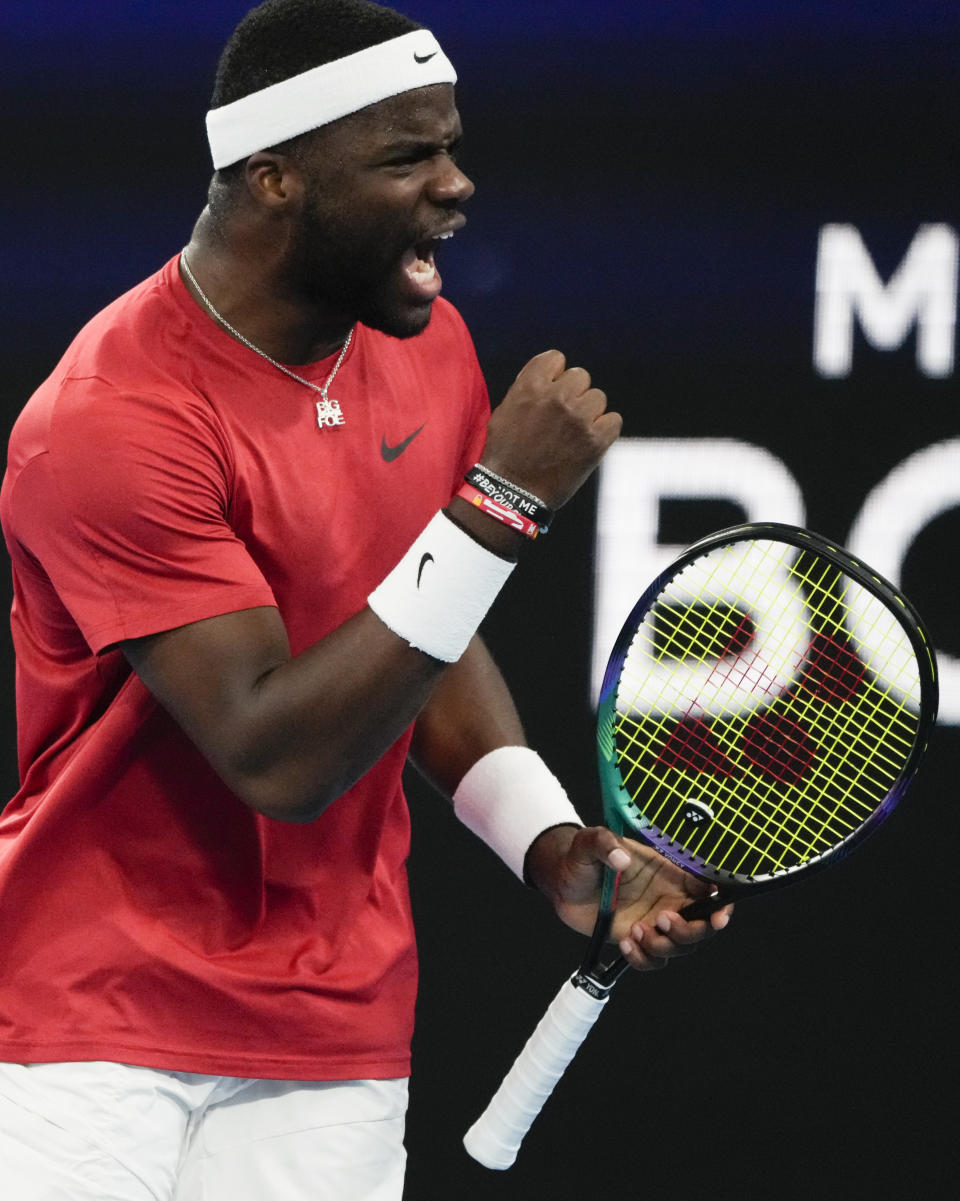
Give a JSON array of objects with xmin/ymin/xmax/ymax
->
[
  {"xmin": 368, "ymin": 511, "xmax": 515, "ymax": 662},
  {"xmin": 453, "ymin": 747, "xmax": 584, "ymax": 881}
]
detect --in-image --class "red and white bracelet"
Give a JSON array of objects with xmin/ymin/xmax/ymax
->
[
  {"xmin": 456, "ymin": 465, "xmax": 555, "ymax": 540},
  {"xmin": 456, "ymin": 482, "xmax": 542, "ymax": 538}
]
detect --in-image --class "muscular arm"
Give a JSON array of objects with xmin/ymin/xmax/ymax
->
[
  {"xmin": 407, "ymin": 635, "xmax": 526, "ymax": 798},
  {"xmin": 123, "ymin": 350, "xmax": 620, "ymax": 824},
  {"xmin": 408, "ymin": 635, "xmax": 733, "ymax": 968},
  {"xmin": 123, "ymin": 501, "xmax": 530, "ymax": 825},
  {"xmin": 123, "ymin": 602, "xmax": 449, "ymax": 823}
]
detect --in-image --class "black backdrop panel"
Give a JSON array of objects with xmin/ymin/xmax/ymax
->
[{"xmin": 3, "ymin": 4, "xmax": 958, "ymax": 1199}]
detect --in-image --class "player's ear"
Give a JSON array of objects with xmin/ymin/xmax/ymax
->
[{"xmin": 242, "ymin": 151, "xmax": 305, "ymax": 212}]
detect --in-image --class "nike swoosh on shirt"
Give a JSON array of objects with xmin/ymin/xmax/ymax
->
[
  {"xmin": 414, "ymin": 51, "xmax": 438, "ymax": 63},
  {"xmin": 381, "ymin": 424, "xmax": 425, "ymax": 461}
]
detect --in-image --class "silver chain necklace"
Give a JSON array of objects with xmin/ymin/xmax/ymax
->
[{"xmin": 180, "ymin": 251, "xmax": 354, "ymax": 430}]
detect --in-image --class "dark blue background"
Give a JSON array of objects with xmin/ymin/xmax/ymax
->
[{"xmin": 4, "ymin": 4, "xmax": 958, "ymax": 1199}]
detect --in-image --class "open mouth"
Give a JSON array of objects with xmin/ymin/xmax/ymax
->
[{"xmin": 400, "ymin": 230, "xmax": 456, "ymax": 303}]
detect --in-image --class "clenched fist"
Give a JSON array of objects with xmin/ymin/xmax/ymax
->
[{"xmin": 480, "ymin": 350, "xmax": 622, "ymax": 510}]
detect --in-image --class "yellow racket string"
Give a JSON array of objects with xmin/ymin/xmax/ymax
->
[
  {"xmin": 773, "ymin": 570, "xmax": 918, "ymax": 870},
  {"xmin": 611, "ymin": 538, "xmax": 921, "ymax": 880},
  {"xmin": 738, "ymin": 555, "xmax": 911, "ymax": 873}
]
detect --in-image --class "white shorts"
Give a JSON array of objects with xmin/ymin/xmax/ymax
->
[{"xmin": 0, "ymin": 1060, "xmax": 408, "ymax": 1201}]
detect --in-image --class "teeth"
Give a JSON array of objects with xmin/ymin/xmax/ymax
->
[{"xmin": 437, "ymin": 231, "xmax": 454, "ymax": 240}]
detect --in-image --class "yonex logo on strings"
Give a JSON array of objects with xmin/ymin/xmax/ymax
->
[
  {"xmin": 660, "ymin": 710, "xmax": 819, "ymax": 788},
  {"xmin": 657, "ymin": 629, "xmax": 862, "ymax": 788},
  {"xmin": 614, "ymin": 534, "xmax": 916, "ymax": 856},
  {"xmin": 595, "ymin": 436, "xmax": 960, "ymax": 723},
  {"xmin": 610, "ymin": 532, "xmax": 928, "ymax": 889},
  {"xmin": 595, "ymin": 224, "xmax": 960, "ymax": 724}
]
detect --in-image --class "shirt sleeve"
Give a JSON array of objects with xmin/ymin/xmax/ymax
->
[
  {"xmin": 447, "ymin": 306, "xmax": 491, "ymax": 484},
  {"xmin": 7, "ymin": 377, "xmax": 277, "ymax": 653}
]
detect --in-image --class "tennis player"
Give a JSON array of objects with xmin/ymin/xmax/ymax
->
[{"xmin": 0, "ymin": 1, "xmax": 731, "ymax": 1197}]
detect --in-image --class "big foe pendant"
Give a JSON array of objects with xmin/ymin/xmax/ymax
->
[{"xmin": 316, "ymin": 395, "xmax": 346, "ymax": 429}]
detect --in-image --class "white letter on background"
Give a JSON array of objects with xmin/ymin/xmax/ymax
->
[
  {"xmin": 591, "ymin": 438, "xmax": 805, "ymax": 701},
  {"xmin": 847, "ymin": 438, "xmax": 960, "ymax": 725},
  {"xmin": 814, "ymin": 223, "xmax": 957, "ymax": 378}
]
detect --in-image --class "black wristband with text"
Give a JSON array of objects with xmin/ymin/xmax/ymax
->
[{"xmin": 464, "ymin": 465, "xmax": 555, "ymax": 532}]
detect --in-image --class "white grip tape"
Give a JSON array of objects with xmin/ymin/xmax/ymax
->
[
  {"xmin": 463, "ymin": 976, "xmax": 608, "ymax": 1170},
  {"xmin": 368, "ymin": 511, "xmax": 515, "ymax": 663}
]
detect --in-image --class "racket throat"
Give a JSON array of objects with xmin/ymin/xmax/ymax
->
[
  {"xmin": 583, "ymin": 893, "xmax": 616, "ymax": 966},
  {"xmin": 579, "ymin": 865, "xmax": 624, "ymax": 991},
  {"xmin": 571, "ymin": 967, "xmax": 619, "ymax": 998}
]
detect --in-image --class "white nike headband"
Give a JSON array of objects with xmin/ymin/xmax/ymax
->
[{"xmin": 206, "ymin": 29, "xmax": 457, "ymax": 169}]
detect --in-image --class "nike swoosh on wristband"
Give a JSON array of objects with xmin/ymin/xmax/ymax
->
[
  {"xmin": 417, "ymin": 553, "xmax": 434, "ymax": 588},
  {"xmin": 381, "ymin": 424, "xmax": 425, "ymax": 461},
  {"xmin": 414, "ymin": 51, "xmax": 438, "ymax": 63}
]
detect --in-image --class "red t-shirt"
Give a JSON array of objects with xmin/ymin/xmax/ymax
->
[{"xmin": 0, "ymin": 255, "xmax": 489, "ymax": 1079}]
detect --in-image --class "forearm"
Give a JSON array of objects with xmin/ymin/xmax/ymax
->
[
  {"xmin": 408, "ymin": 635, "xmax": 526, "ymax": 797},
  {"xmin": 409, "ymin": 640, "xmax": 585, "ymax": 881},
  {"xmin": 241, "ymin": 610, "xmax": 451, "ymax": 819},
  {"xmin": 125, "ymin": 350, "xmax": 621, "ymax": 824},
  {"xmin": 265, "ymin": 514, "xmax": 525, "ymax": 814},
  {"xmin": 128, "ymin": 603, "xmax": 447, "ymax": 821},
  {"xmin": 231, "ymin": 387, "xmax": 602, "ymax": 812}
]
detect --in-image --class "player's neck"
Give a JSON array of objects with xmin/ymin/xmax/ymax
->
[{"xmin": 182, "ymin": 217, "xmax": 354, "ymax": 366}]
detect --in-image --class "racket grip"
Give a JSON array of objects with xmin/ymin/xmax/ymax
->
[
  {"xmin": 463, "ymin": 974, "xmax": 608, "ymax": 1170},
  {"xmin": 679, "ymin": 893, "xmax": 729, "ymax": 922}
]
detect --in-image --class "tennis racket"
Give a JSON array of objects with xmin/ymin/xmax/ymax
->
[{"xmin": 464, "ymin": 522, "xmax": 938, "ymax": 1170}]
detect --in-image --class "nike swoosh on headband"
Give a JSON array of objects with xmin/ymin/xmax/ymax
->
[
  {"xmin": 381, "ymin": 424, "xmax": 426, "ymax": 461},
  {"xmin": 205, "ymin": 31, "xmax": 457, "ymax": 170}
]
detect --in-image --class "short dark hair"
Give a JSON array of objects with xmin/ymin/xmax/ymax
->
[
  {"xmin": 210, "ymin": 0, "xmax": 421, "ymax": 110},
  {"xmin": 206, "ymin": 0, "xmax": 421, "ymax": 213}
]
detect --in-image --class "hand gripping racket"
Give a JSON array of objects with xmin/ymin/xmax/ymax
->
[{"xmin": 464, "ymin": 522, "xmax": 938, "ymax": 1169}]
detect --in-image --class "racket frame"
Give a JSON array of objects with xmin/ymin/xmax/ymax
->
[
  {"xmin": 586, "ymin": 521, "xmax": 937, "ymax": 983},
  {"xmin": 464, "ymin": 522, "xmax": 938, "ymax": 1168},
  {"xmin": 597, "ymin": 521, "xmax": 938, "ymax": 904}
]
